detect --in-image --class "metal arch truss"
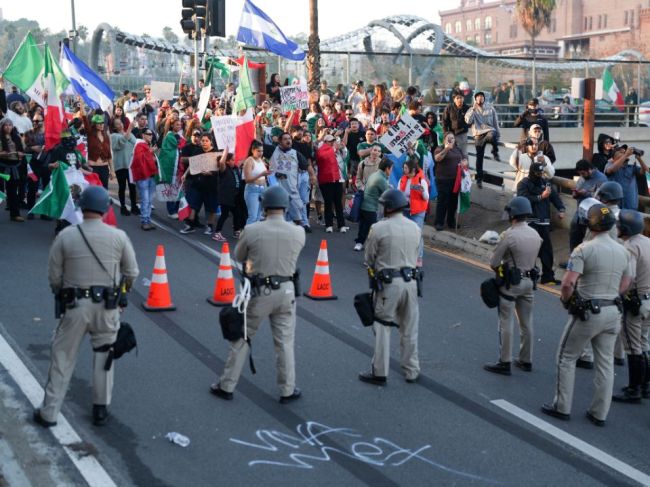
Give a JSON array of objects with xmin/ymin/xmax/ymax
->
[
  {"xmin": 319, "ymin": 14, "xmax": 645, "ymax": 71},
  {"xmin": 90, "ymin": 23, "xmax": 194, "ymax": 74}
]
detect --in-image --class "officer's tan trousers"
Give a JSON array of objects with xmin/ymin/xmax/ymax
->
[
  {"xmin": 553, "ymin": 306, "xmax": 621, "ymax": 421},
  {"xmin": 621, "ymin": 301, "xmax": 650, "ymax": 354},
  {"xmin": 498, "ymin": 278, "xmax": 534, "ymax": 364},
  {"xmin": 40, "ymin": 299, "xmax": 119, "ymax": 422},
  {"xmin": 220, "ymin": 282, "xmax": 296, "ymax": 396},
  {"xmin": 371, "ymin": 279, "xmax": 419, "ymax": 380}
]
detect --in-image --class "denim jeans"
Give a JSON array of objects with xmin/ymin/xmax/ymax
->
[
  {"xmin": 407, "ymin": 211, "xmax": 426, "ymax": 262},
  {"xmin": 136, "ymin": 178, "xmax": 156, "ymax": 224},
  {"xmin": 244, "ymin": 184, "xmax": 265, "ymax": 225},
  {"xmin": 298, "ymin": 171, "xmax": 310, "ymax": 226}
]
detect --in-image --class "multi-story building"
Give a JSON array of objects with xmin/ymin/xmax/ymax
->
[{"xmin": 439, "ymin": 0, "xmax": 650, "ymax": 58}]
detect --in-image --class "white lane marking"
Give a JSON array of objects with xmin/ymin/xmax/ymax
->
[
  {"xmin": 491, "ymin": 399, "xmax": 650, "ymax": 486},
  {"xmin": 0, "ymin": 332, "xmax": 117, "ymax": 487}
]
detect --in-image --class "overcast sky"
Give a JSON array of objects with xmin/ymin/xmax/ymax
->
[{"xmin": 2, "ymin": 1, "xmax": 459, "ymax": 41}]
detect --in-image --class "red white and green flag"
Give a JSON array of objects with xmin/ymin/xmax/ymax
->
[
  {"xmin": 2, "ymin": 32, "xmax": 45, "ymax": 107},
  {"xmin": 30, "ymin": 163, "xmax": 82, "ymax": 224},
  {"xmin": 602, "ymin": 68, "xmax": 624, "ymax": 110},
  {"xmin": 43, "ymin": 44, "xmax": 70, "ymax": 150},
  {"xmin": 234, "ymin": 108, "xmax": 255, "ymax": 165}
]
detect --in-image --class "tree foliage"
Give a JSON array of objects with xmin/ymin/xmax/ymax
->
[{"xmin": 516, "ymin": 0, "xmax": 556, "ymax": 38}]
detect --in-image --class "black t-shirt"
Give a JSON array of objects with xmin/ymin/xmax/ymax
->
[
  {"xmin": 346, "ymin": 131, "xmax": 363, "ymax": 162},
  {"xmin": 292, "ymin": 140, "xmax": 314, "ymax": 162}
]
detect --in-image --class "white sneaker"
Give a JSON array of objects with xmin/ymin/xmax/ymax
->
[
  {"xmin": 203, "ymin": 225, "xmax": 214, "ymax": 235},
  {"xmin": 325, "ymin": 226, "xmax": 333, "ymax": 233},
  {"xmin": 354, "ymin": 243, "xmax": 363, "ymax": 251},
  {"xmin": 340, "ymin": 226, "xmax": 349, "ymax": 233},
  {"xmin": 168, "ymin": 213, "xmax": 179, "ymax": 220}
]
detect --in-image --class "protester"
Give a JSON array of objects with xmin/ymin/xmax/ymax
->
[
  {"xmin": 129, "ymin": 129, "xmax": 158, "ymax": 231},
  {"xmin": 509, "ymin": 138, "xmax": 554, "ymax": 187},
  {"xmin": 434, "ymin": 132, "xmax": 465, "ymax": 231},
  {"xmin": 315, "ymin": 133, "xmax": 348, "ymax": 233},
  {"xmin": 356, "ymin": 144, "xmax": 382, "ymax": 190},
  {"xmin": 213, "ymin": 149, "xmax": 245, "ymax": 241},
  {"xmin": 567, "ymin": 159, "xmax": 608, "ymax": 253},
  {"xmin": 399, "ymin": 157, "xmax": 429, "ymax": 266},
  {"xmin": 0, "ymin": 117, "xmax": 25, "ymax": 221},
  {"xmin": 180, "ymin": 134, "xmax": 218, "ymax": 234},
  {"xmin": 242, "ymin": 140, "xmax": 269, "ymax": 225},
  {"xmin": 80, "ymin": 100, "xmax": 114, "ymax": 189},
  {"xmin": 604, "ymin": 145, "xmax": 648, "ymax": 210},
  {"xmin": 110, "ymin": 119, "xmax": 138, "ymax": 215},
  {"xmin": 25, "ymin": 113, "xmax": 49, "ymax": 218},
  {"xmin": 442, "ymin": 90, "xmax": 470, "ymax": 158},
  {"xmin": 159, "ymin": 118, "xmax": 185, "ymax": 219},
  {"xmin": 355, "ymin": 158, "xmax": 393, "ymax": 251},
  {"xmin": 465, "ymin": 91, "xmax": 500, "ymax": 187}
]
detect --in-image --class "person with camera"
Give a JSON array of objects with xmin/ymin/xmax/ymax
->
[
  {"xmin": 612, "ymin": 210, "xmax": 650, "ymax": 403},
  {"xmin": 465, "ymin": 91, "xmax": 500, "ymax": 188},
  {"xmin": 517, "ymin": 162, "xmax": 565, "ymax": 285},
  {"xmin": 35, "ymin": 186, "xmax": 139, "ymax": 428},
  {"xmin": 442, "ymin": 90, "xmax": 470, "ymax": 158},
  {"xmin": 509, "ymin": 137, "xmax": 554, "ymax": 188},
  {"xmin": 483, "ymin": 197, "xmax": 542, "ymax": 376},
  {"xmin": 358, "ymin": 189, "xmax": 422, "ymax": 386},
  {"xmin": 567, "ymin": 160, "xmax": 608, "ymax": 252},
  {"xmin": 211, "ymin": 186, "xmax": 305, "ymax": 403},
  {"xmin": 514, "ymin": 98, "xmax": 550, "ymax": 143},
  {"xmin": 542, "ymin": 204, "xmax": 631, "ymax": 427},
  {"xmin": 604, "ymin": 144, "xmax": 648, "ymax": 210}
]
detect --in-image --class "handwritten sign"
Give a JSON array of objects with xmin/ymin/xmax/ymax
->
[
  {"xmin": 196, "ymin": 85, "xmax": 212, "ymax": 122},
  {"xmin": 379, "ymin": 113, "xmax": 425, "ymax": 157},
  {"xmin": 189, "ymin": 152, "xmax": 219, "ymax": 175},
  {"xmin": 212, "ymin": 115, "xmax": 237, "ymax": 153},
  {"xmin": 280, "ymin": 85, "xmax": 309, "ymax": 112},
  {"xmin": 155, "ymin": 182, "xmax": 181, "ymax": 202},
  {"xmin": 149, "ymin": 81, "xmax": 175, "ymax": 101}
]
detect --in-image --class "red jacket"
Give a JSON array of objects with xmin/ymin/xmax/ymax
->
[
  {"xmin": 129, "ymin": 141, "xmax": 158, "ymax": 181},
  {"xmin": 399, "ymin": 169, "xmax": 428, "ymax": 215},
  {"xmin": 315, "ymin": 143, "xmax": 340, "ymax": 184}
]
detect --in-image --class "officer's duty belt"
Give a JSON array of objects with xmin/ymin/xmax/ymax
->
[
  {"xmin": 250, "ymin": 275, "xmax": 293, "ymax": 288},
  {"xmin": 380, "ymin": 268, "xmax": 419, "ymax": 279},
  {"xmin": 520, "ymin": 270, "xmax": 535, "ymax": 278},
  {"xmin": 596, "ymin": 299, "xmax": 620, "ymax": 308},
  {"xmin": 63, "ymin": 287, "xmax": 109, "ymax": 299}
]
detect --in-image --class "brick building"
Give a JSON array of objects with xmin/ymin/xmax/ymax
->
[{"xmin": 439, "ymin": 0, "xmax": 650, "ymax": 58}]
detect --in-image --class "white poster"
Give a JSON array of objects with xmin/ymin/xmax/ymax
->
[
  {"xmin": 149, "ymin": 81, "xmax": 175, "ymax": 101},
  {"xmin": 196, "ymin": 85, "xmax": 212, "ymax": 122},
  {"xmin": 212, "ymin": 115, "xmax": 237, "ymax": 153},
  {"xmin": 379, "ymin": 113, "xmax": 425, "ymax": 157}
]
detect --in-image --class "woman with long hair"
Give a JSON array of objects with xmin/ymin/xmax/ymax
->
[
  {"xmin": 0, "ymin": 118, "xmax": 26, "ymax": 221},
  {"xmin": 79, "ymin": 99, "xmax": 113, "ymax": 189},
  {"xmin": 371, "ymin": 83, "xmax": 392, "ymax": 123},
  {"xmin": 110, "ymin": 105, "xmax": 130, "ymax": 133},
  {"xmin": 242, "ymin": 140, "xmax": 269, "ymax": 225},
  {"xmin": 266, "ymin": 73, "xmax": 282, "ymax": 104}
]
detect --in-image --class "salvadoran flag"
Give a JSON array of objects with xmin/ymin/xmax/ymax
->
[
  {"xmin": 237, "ymin": 0, "xmax": 305, "ymax": 61},
  {"xmin": 60, "ymin": 45, "xmax": 114, "ymax": 112}
]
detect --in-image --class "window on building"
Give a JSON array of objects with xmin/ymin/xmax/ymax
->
[
  {"xmin": 625, "ymin": 10, "xmax": 629, "ymax": 25},
  {"xmin": 598, "ymin": 15, "xmax": 602, "ymax": 29},
  {"xmin": 475, "ymin": 18, "xmax": 481, "ymax": 30},
  {"xmin": 485, "ymin": 32, "xmax": 492, "ymax": 45},
  {"xmin": 584, "ymin": 17, "xmax": 588, "ymax": 30},
  {"xmin": 475, "ymin": 34, "xmax": 481, "ymax": 45},
  {"xmin": 467, "ymin": 36, "xmax": 473, "ymax": 43},
  {"xmin": 630, "ymin": 9, "xmax": 635, "ymax": 27},
  {"xmin": 466, "ymin": 19, "xmax": 472, "ymax": 31},
  {"xmin": 510, "ymin": 24, "xmax": 517, "ymax": 38},
  {"xmin": 588, "ymin": 16, "xmax": 592, "ymax": 30},
  {"xmin": 603, "ymin": 14, "xmax": 607, "ymax": 28},
  {"xmin": 455, "ymin": 20, "xmax": 462, "ymax": 33},
  {"xmin": 485, "ymin": 16, "xmax": 492, "ymax": 29},
  {"xmin": 445, "ymin": 23, "xmax": 452, "ymax": 34}
]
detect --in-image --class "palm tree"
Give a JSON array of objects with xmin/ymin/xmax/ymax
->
[
  {"xmin": 307, "ymin": 0, "xmax": 320, "ymax": 91},
  {"xmin": 516, "ymin": 0, "xmax": 556, "ymax": 97}
]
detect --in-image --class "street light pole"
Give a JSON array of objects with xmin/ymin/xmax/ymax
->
[{"xmin": 70, "ymin": 0, "xmax": 77, "ymax": 54}]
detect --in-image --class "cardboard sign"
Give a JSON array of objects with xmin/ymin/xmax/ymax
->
[
  {"xmin": 149, "ymin": 81, "xmax": 175, "ymax": 101},
  {"xmin": 155, "ymin": 182, "xmax": 182, "ymax": 202},
  {"xmin": 212, "ymin": 115, "xmax": 237, "ymax": 152},
  {"xmin": 189, "ymin": 152, "xmax": 219, "ymax": 175},
  {"xmin": 280, "ymin": 84, "xmax": 309, "ymax": 112},
  {"xmin": 379, "ymin": 113, "xmax": 425, "ymax": 157}
]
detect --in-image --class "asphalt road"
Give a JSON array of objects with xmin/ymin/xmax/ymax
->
[{"xmin": 1, "ymin": 207, "xmax": 649, "ymax": 486}]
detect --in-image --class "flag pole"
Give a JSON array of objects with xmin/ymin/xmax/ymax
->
[{"xmin": 178, "ymin": 62, "xmax": 185, "ymax": 94}]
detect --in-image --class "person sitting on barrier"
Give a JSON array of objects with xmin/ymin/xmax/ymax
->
[
  {"xmin": 510, "ymin": 137, "xmax": 554, "ymax": 187},
  {"xmin": 527, "ymin": 123, "xmax": 556, "ymax": 164},
  {"xmin": 465, "ymin": 91, "xmax": 500, "ymax": 187}
]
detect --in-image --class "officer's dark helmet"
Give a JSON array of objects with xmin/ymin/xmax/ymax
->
[
  {"xmin": 378, "ymin": 189, "xmax": 408, "ymax": 213},
  {"xmin": 586, "ymin": 203, "xmax": 616, "ymax": 232},
  {"xmin": 79, "ymin": 186, "xmax": 110, "ymax": 215},
  {"xmin": 261, "ymin": 185, "xmax": 289, "ymax": 210},
  {"xmin": 505, "ymin": 196, "xmax": 532, "ymax": 220},
  {"xmin": 617, "ymin": 209, "xmax": 644, "ymax": 237},
  {"xmin": 596, "ymin": 181, "xmax": 623, "ymax": 203}
]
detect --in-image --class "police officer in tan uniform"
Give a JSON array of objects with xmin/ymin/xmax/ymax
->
[
  {"xmin": 211, "ymin": 186, "xmax": 306, "ymax": 403},
  {"xmin": 359, "ymin": 189, "xmax": 422, "ymax": 385},
  {"xmin": 542, "ymin": 204, "xmax": 631, "ymax": 426},
  {"xmin": 613, "ymin": 210, "xmax": 650, "ymax": 402},
  {"xmin": 34, "ymin": 186, "xmax": 139, "ymax": 427},
  {"xmin": 484, "ymin": 197, "xmax": 542, "ymax": 376}
]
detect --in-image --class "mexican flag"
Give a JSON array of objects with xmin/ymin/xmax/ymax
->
[
  {"xmin": 234, "ymin": 108, "xmax": 255, "ymax": 165},
  {"xmin": 43, "ymin": 44, "xmax": 70, "ymax": 150},
  {"xmin": 0, "ymin": 173, "xmax": 8, "ymax": 203},
  {"xmin": 30, "ymin": 163, "xmax": 82, "ymax": 224},
  {"xmin": 178, "ymin": 193, "xmax": 191, "ymax": 222},
  {"xmin": 2, "ymin": 32, "xmax": 45, "ymax": 107},
  {"xmin": 453, "ymin": 165, "xmax": 472, "ymax": 215},
  {"xmin": 232, "ymin": 56, "xmax": 256, "ymax": 114},
  {"xmin": 603, "ymin": 68, "xmax": 624, "ymax": 110}
]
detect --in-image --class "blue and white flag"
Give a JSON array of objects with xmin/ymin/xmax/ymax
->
[
  {"xmin": 237, "ymin": 0, "xmax": 305, "ymax": 61},
  {"xmin": 59, "ymin": 45, "xmax": 114, "ymax": 112}
]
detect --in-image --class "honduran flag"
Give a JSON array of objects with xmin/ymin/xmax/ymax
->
[{"xmin": 60, "ymin": 45, "xmax": 114, "ymax": 112}]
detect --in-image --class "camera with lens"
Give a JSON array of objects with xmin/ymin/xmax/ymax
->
[{"xmin": 614, "ymin": 143, "xmax": 644, "ymax": 157}]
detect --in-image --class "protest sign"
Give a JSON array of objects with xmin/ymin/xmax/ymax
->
[
  {"xmin": 280, "ymin": 84, "xmax": 309, "ymax": 112},
  {"xmin": 189, "ymin": 152, "xmax": 219, "ymax": 175},
  {"xmin": 212, "ymin": 115, "xmax": 237, "ymax": 152},
  {"xmin": 150, "ymin": 81, "xmax": 175, "ymax": 101},
  {"xmin": 379, "ymin": 113, "xmax": 425, "ymax": 157},
  {"xmin": 155, "ymin": 182, "xmax": 182, "ymax": 202},
  {"xmin": 196, "ymin": 85, "xmax": 212, "ymax": 122}
]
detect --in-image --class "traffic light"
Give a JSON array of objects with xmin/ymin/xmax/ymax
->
[
  {"xmin": 207, "ymin": 0, "xmax": 226, "ymax": 38},
  {"xmin": 180, "ymin": 0, "xmax": 207, "ymax": 39}
]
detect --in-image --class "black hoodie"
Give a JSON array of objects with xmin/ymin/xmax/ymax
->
[{"xmin": 592, "ymin": 133, "xmax": 613, "ymax": 172}]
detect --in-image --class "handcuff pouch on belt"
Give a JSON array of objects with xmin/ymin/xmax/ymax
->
[
  {"xmin": 249, "ymin": 273, "xmax": 300, "ymax": 297},
  {"xmin": 369, "ymin": 267, "xmax": 423, "ymax": 297},
  {"xmin": 564, "ymin": 291, "xmax": 589, "ymax": 321}
]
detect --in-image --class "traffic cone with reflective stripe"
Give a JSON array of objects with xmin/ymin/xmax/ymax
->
[
  {"xmin": 304, "ymin": 240, "xmax": 337, "ymax": 300},
  {"xmin": 142, "ymin": 245, "xmax": 176, "ymax": 311},
  {"xmin": 207, "ymin": 242, "xmax": 236, "ymax": 306}
]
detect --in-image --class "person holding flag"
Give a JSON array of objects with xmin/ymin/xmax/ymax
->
[{"xmin": 79, "ymin": 99, "xmax": 113, "ymax": 189}]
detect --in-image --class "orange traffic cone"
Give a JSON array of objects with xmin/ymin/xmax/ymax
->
[
  {"xmin": 207, "ymin": 242, "xmax": 236, "ymax": 306},
  {"xmin": 142, "ymin": 245, "xmax": 176, "ymax": 311},
  {"xmin": 304, "ymin": 240, "xmax": 337, "ymax": 300}
]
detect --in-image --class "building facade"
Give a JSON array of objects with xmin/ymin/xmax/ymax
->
[{"xmin": 439, "ymin": 0, "xmax": 650, "ymax": 59}]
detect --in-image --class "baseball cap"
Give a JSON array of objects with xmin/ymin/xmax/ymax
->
[
  {"xmin": 323, "ymin": 134, "xmax": 336, "ymax": 142},
  {"xmin": 530, "ymin": 124, "xmax": 542, "ymax": 131},
  {"xmin": 474, "ymin": 91, "xmax": 485, "ymax": 99},
  {"xmin": 530, "ymin": 162, "xmax": 545, "ymax": 173}
]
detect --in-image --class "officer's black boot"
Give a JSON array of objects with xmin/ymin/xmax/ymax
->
[
  {"xmin": 483, "ymin": 361, "xmax": 511, "ymax": 376},
  {"xmin": 613, "ymin": 354, "xmax": 643, "ymax": 403},
  {"xmin": 641, "ymin": 352, "xmax": 650, "ymax": 399}
]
